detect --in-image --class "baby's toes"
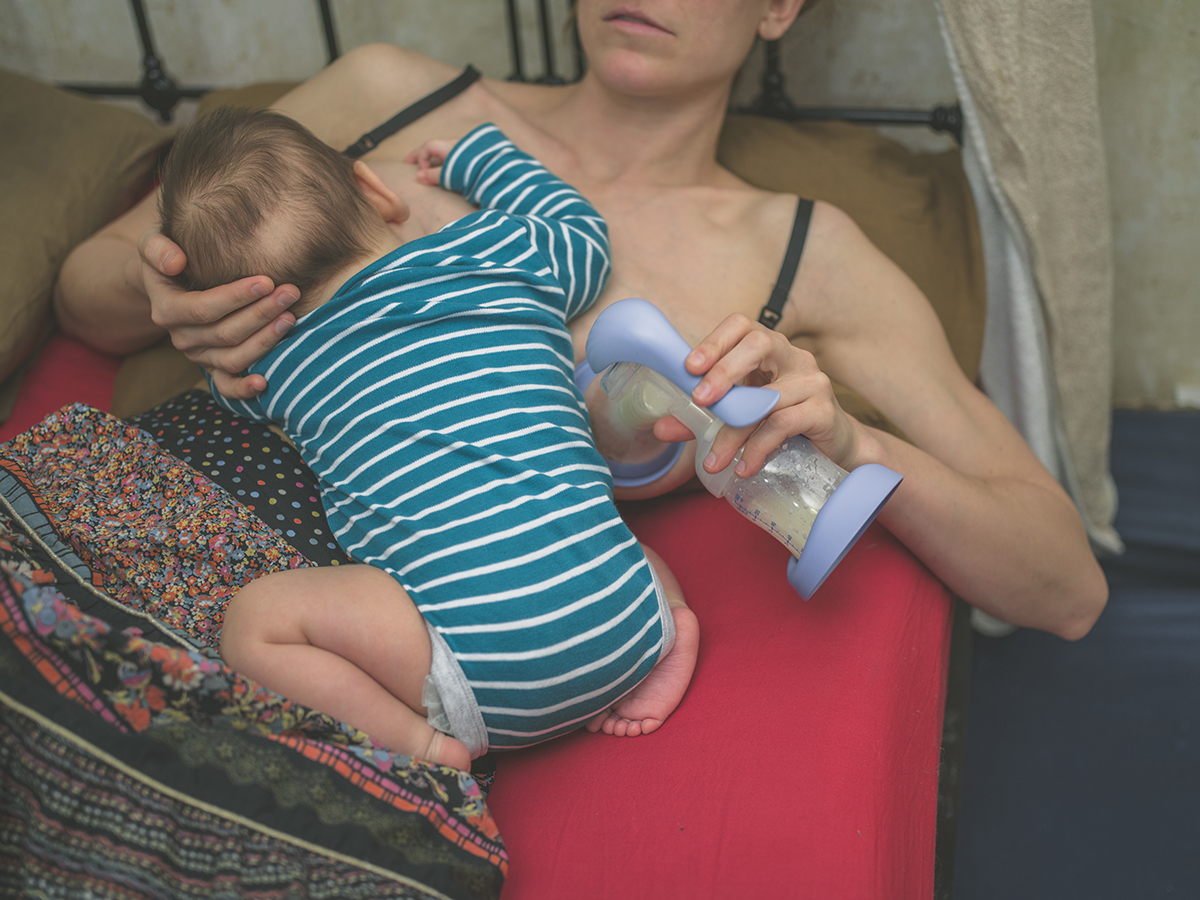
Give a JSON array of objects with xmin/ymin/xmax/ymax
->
[{"xmin": 585, "ymin": 708, "xmax": 613, "ymax": 733}]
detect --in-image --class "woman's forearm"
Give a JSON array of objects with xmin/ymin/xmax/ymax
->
[
  {"xmin": 862, "ymin": 426, "xmax": 1108, "ymax": 639},
  {"xmin": 53, "ymin": 232, "xmax": 165, "ymax": 355},
  {"xmin": 53, "ymin": 189, "xmax": 169, "ymax": 358}
]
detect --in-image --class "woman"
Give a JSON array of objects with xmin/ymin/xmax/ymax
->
[{"xmin": 52, "ymin": 0, "xmax": 1106, "ymax": 637}]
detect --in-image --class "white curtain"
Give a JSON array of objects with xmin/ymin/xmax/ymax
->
[{"xmin": 935, "ymin": 0, "xmax": 1123, "ymax": 553}]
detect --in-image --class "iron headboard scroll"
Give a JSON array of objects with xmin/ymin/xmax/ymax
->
[
  {"xmin": 56, "ymin": 0, "xmax": 341, "ymax": 123},
  {"xmin": 741, "ymin": 39, "xmax": 964, "ymax": 144},
  {"xmin": 56, "ymin": 0, "xmax": 960, "ymax": 143}
]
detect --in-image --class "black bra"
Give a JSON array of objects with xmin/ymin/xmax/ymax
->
[
  {"xmin": 342, "ymin": 64, "xmax": 482, "ymax": 159},
  {"xmin": 344, "ymin": 64, "xmax": 812, "ymax": 322},
  {"xmin": 758, "ymin": 198, "xmax": 814, "ymax": 330}
]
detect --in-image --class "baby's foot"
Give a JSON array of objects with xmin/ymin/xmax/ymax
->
[{"xmin": 586, "ymin": 604, "xmax": 699, "ymax": 737}]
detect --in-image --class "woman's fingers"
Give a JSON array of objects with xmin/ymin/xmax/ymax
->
[
  {"xmin": 148, "ymin": 266, "xmax": 297, "ymax": 355},
  {"xmin": 137, "ymin": 227, "xmax": 294, "ymax": 399},
  {"xmin": 679, "ymin": 313, "xmax": 859, "ymax": 475},
  {"xmin": 139, "ymin": 259, "xmax": 297, "ymax": 399},
  {"xmin": 143, "ymin": 259, "xmax": 289, "ymax": 329},
  {"xmin": 190, "ymin": 308, "xmax": 297, "ymax": 377},
  {"xmin": 687, "ymin": 315, "xmax": 794, "ymax": 405}
]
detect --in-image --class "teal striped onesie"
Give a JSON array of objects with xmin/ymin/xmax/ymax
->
[{"xmin": 217, "ymin": 125, "xmax": 673, "ymax": 756}]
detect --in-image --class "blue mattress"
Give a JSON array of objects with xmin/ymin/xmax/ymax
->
[{"xmin": 954, "ymin": 410, "xmax": 1200, "ymax": 899}]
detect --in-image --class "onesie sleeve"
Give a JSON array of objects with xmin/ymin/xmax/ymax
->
[
  {"xmin": 204, "ymin": 370, "xmax": 272, "ymax": 425},
  {"xmin": 440, "ymin": 124, "xmax": 610, "ymax": 321}
]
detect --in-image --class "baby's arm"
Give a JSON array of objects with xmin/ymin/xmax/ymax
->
[
  {"xmin": 414, "ymin": 126, "xmax": 611, "ymax": 319},
  {"xmin": 408, "ymin": 139, "xmax": 455, "ymax": 182}
]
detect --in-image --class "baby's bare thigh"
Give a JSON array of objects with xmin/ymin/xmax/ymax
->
[{"xmin": 223, "ymin": 564, "xmax": 431, "ymax": 674}]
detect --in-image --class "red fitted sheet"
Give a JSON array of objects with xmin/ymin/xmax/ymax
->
[
  {"xmin": 3, "ymin": 334, "xmax": 955, "ymax": 899},
  {"xmin": 0, "ymin": 333, "xmax": 120, "ymax": 443},
  {"xmin": 487, "ymin": 492, "xmax": 954, "ymax": 900}
]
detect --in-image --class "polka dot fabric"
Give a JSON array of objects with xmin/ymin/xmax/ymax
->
[{"xmin": 130, "ymin": 390, "xmax": 352, "ymax": 567}]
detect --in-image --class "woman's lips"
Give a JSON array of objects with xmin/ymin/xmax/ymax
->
[{"xmin": 604, "ymin": 8, "xmax": 674, "ymax": 35}]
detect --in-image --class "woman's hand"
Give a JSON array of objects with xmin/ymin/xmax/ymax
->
[
  {"xmin": 654, "ymin": 314, "xmax": 865, "ymax": 478},
  {"xmin": 406, "ymin": 139, "xmax": 455, "ymax": 186},
  {"xmin": 139, "ymin": 229, "xmax": 300, "ymax": 399}
]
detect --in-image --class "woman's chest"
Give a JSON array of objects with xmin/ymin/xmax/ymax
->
[{"xmin": 568, "ymin": 191, "xmax": 798, "ymax": 356}]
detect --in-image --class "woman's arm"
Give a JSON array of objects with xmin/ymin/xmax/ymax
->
[
  {"xmin": 678, "ymin": 207, "xmax": 1108, "ymax": 639},
  {"xmin": 52, "ymin": 184, "xmax": 300, "ymax": 396},
  {"xmin": 51, "ymin": 43, "xmax": 461, "ymax": 394},
  {"xmin": 53, "ymin": 190, "xmax": 165, "ymax": 356}
]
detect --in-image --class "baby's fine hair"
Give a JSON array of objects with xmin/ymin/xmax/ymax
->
[{"xmin": 158, "ymin": 106, "xmax": 377, "ymax": 296}]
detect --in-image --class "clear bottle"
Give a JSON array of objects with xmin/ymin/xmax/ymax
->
[
  {"xmin": 586, "ymin": 296, "xmax": 902, "ymax": 598},
  {"xmin": 599, "ymin": 360, "xmax": 901, "ymax": 598},
  {"xmin": 601, "ymin": 361, "xmax": 843, "ymax": 557}
]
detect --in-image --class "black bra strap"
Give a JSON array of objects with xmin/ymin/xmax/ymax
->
[
  {"xmin": 758, "ymin": 197, "xmax": 814, "ymax": 330},
  {"xmin": 343, "ymin": 64, "xmax": 482, "ymax": 158}
]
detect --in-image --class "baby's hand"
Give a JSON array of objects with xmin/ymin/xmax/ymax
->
[{"xmin": 406, "ymin": 139, "xmax": 455, "ymax": 185}]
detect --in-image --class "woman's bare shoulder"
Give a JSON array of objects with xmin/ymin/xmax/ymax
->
[
  {"xmin": 784, "ymin": 198, "xmax": 906, "ymax": 327},
  {"xmin": 786, "ymin": 198, "xmax": 962, "ymax": 382},
  {"xmin": 271, "ymin": 44, "xmax": 466, "ymax": 148},
  {"xmin": 333, "ymin": 44, "xmax": 462, "ymax": 96}
]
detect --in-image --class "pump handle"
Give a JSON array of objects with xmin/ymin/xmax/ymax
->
[{"xmin": 586, "ymin": 298, "xmax": 780, "ymax": 428}]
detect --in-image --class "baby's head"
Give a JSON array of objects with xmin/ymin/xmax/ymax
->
[{"xmin": 158, "ymin": 106, "xmax": 382, "ymax": 297}]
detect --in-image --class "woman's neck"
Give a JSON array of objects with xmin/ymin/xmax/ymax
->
[{"xmin": 516, "ymin": 73, "xmax": 735, "ymax": 189}]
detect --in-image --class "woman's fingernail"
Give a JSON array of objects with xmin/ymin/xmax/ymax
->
[
  {"xmin": 735, "ymin": 461, "xmax": 746, "ymax": 476},
  {"xmin": 687, "ymin": 350, "xmax": 704, "ymax": 368},
  {"xmin": 704, "ymin": 452, "xmax": 717, "ymax": 471},
  {"xmin": 250, "ymin": 281, "xmax": 269, "ymax": 298},
  {"xmin": 161, "ymin": 250, "xmax": 176, "ymax": 270},
  {"xmin": 275, "ymin": 318, "xmax": 294, "ymax": 336},
  {"xmin": 277, "ymin": 290, "xmax": 298, "ymax": 308}
]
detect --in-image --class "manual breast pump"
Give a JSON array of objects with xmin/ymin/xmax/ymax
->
[{"xmin": 586, "ymin": 298, "xmax": 903, "ymax": 599}]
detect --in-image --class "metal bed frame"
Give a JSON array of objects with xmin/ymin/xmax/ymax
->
[
  {"xmin": 55, "ymin": 2, "xmax": 970, "ymax": 895},
  {"xmin": 58, "ymin": 0, "xmax": 962, "ymax": 143}
]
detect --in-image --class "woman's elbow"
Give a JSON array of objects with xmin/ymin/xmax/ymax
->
[{"xmin": 1052, "ymin": 559, "xmax": 1110, "ymax": 641}]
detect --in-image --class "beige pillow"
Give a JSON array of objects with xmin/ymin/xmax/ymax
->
[
  {"xmin": 719, "ymin": 115, "xmax": 986, "ymax": 438},
  {"xmin": 0, "ymin": 68, "xmax": 173, "ymax": 390}
]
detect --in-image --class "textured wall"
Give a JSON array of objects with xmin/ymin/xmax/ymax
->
[
  {"xmin": 1, "ymin": 0, "xmax": 1195, "ymax": 407},
  {"xmin": 1094, "ymin": 0, "xmax": 1200, "ymax": 407},
  {"xmin": 733, "ymin": 0, "xmax": 957, "ymax": 152},
  {"xmin": 0, "ymin": 0, "xmax": 572, "ymax": 87}
]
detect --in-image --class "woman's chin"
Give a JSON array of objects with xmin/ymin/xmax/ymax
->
[{"xmin": 587, "ymin": 53, "xmax": 691, "ymax": 99}]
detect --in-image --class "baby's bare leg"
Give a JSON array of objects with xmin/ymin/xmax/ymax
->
[
  {"xmin": 221, "ymin": 564, "xmax": 471, "ymax": 770},
  {"xmin": 585, "ymin": 545, "xmax": 699, "ymax": 737}
]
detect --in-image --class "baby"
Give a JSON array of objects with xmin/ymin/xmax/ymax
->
[{"xmin": 157, "ymin": 106, "xmax": 698, "ymax": 771}]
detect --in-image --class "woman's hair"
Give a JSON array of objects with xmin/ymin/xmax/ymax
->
[{"xmin": 158, "ymin": 106, "xmax": 378, "ymax": 296}]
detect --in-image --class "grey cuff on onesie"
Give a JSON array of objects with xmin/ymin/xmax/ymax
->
[
  {"xmin": 649, "ymin": 564, "xmax": 675, "ymax": 658},
  {"xmin": 422, "ymin": 566, "xmax": 675, "ymax": 760}
]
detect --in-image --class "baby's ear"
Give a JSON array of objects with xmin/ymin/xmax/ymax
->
[{"xmin": 353, "ymin": 160, "xmax": 408, "ymax": 224}]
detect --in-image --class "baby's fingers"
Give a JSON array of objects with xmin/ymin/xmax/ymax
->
[
  {"xmin": 413, "ymin": 139, "xmax": 454, "ymax": 170},
  {"xmin": 415, "ymin": 164, "xmax": 444, "ymax": 186}
]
